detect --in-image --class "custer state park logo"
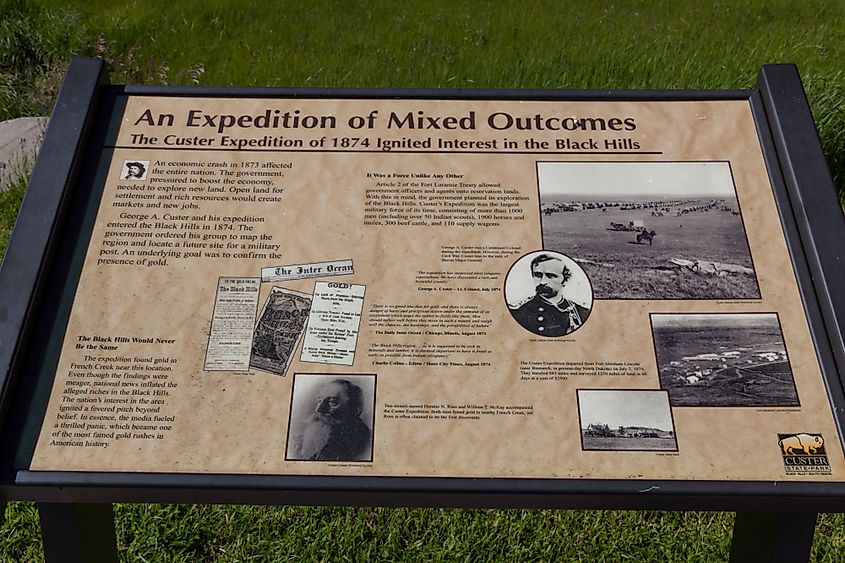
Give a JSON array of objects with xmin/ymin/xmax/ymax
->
[{"xmin": 777, "ymin": 433, "xmax": 831, "ymax": 475}]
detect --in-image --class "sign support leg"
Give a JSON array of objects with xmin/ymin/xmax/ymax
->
[
  {"xmin": 729, "ymin": 511, "xmax": 816, "ymax": 563},
  {"xmin": 37, "ymin": 502, "xmax": 118, "ymax": 563}
]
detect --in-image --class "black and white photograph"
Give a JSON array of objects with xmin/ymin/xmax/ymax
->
[
  {"xmin": 121, "ymin": 159, "xmax": 149, "ymax": 180},
  {"xmin": 537, "ymin": 161, "xmax": 760, "ymax": 300},
  {"xmin": 504, "ymin": 250, "xmax": 593, "ymax": 337},
  {"xmin": 285, "ymin": 373, "xmax": 375, "ymax": 462},
  {"xmin": 652, "ymin": 313, "xmax": 798, "ymax": 407},
  {"xmin": 578, "ymin": 389, "xmax": 678, "ymax": 451},
  {"xmin": 250, "ymin": 287, "xmax": 312, "ymax": 376}
]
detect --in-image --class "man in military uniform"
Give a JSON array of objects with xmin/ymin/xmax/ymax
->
[{"xmin": 509, "ymin": 253, "xmax": 591, "ymax": 337}]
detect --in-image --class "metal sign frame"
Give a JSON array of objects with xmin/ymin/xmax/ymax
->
[{"xmin": 0, "ymin": 58, "xmax": 843, "ymax": 562}]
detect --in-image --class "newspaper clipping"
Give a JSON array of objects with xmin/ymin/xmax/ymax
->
[{"xmin": 204, "ymin": 277, "xmax": 260, "ymax": 371}]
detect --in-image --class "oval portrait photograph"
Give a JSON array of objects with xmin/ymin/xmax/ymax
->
[{"xmin": 505, "ymin": 250, "xmax": 593, "ymax": 337}]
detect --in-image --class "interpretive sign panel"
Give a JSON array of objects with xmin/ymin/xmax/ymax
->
[{"xmin": 26, "ymin": 94, "xmax": 843, "ymax": 482}]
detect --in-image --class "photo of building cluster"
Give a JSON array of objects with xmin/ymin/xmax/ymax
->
[
  {"xmin": 671, "ymin": 349, "xmax": 787, "ymax": 385},
  {"xmin": 578, "ymin": 390, "xmax": 678, "ymax": 451},
  {"xmin": 583, "ymin": 423, "xmax": 674, "ymax": 440}
]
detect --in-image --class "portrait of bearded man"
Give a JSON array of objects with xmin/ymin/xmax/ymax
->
[{"xmin": 288, "ymin": 377, "xmax": 373, "ymax": 462}]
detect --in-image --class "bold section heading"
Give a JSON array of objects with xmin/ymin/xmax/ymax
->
[{"xmin": 133, "ymin": 108, "xmax": 637, "ymax": 134}]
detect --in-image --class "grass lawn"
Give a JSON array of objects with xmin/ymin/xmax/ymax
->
[
  {"xmin": 2, "ymin": 0, "xmax": 845, "ymax": 560},
  {"xmin": 36, "ymin": 0, "xmax": 845, "ymax": 196}
]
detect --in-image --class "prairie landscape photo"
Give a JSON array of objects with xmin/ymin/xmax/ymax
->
[
  {"xmin": 578, "ymin": 389, "xmax": 677, "ymax": 451},
  {"xmin": 652, "ymin": 313, "xmax": 798, "ymax": 407},
  {"xmin": 537, "ymin": 161, "xmax": 760, "ymax": 299}
]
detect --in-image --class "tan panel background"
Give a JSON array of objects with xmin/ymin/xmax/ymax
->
[{"xmin": 29, "ymin": 96, "xmax": 844, "ymax": 481}]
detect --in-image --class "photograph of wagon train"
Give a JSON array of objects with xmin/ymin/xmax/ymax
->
[
  {"xmin": 578, "ymin": 390, "xmax": 678, "ymax": 451},
  {"xmin": 652, "ymin": 313, "xmax": 798, "ymax": 407},
  {"xmin": 537, "ymin": 161, "xmax": 759, "ymax": 299}
]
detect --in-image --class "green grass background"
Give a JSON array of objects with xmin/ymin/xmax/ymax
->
[{"xmin": 2, "ymin": 0, "xmax": 845, "ymax": 560}]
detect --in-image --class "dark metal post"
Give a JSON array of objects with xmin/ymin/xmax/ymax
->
[
  {"xmin": 756, "ymin": 64, "xmax": 845, "ymax": 388},
  {"xmin": 0, "ymin": 57, "xmax": 105, "ymax": 429},
  {"xmin": 729, "ymin": 512, "xmax": 817, "ymax": 563},
  {"xmin": 38, "ymin": 502, "xmax": 118, "ymax": 563}
]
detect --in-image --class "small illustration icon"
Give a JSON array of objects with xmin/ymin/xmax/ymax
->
[
  {"xmin": 778, "ymin": 433, "xmax": 825, "ymax": 455},
  {"xmin": 777, "ymin": 433, "xmax": 830, "ymax": 475},
  {"xmin": 121, "ymin": 159, "xmax": 149, "ymax": 180}
]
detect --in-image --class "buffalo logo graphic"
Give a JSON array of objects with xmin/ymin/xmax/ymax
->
[
  {"xmin": 777, "ymin": 433, "xmax": 830, "ymax": 475},
  {"xmin": 778, "ymin": 433, "xmax": 825, "ymax": 455}
]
